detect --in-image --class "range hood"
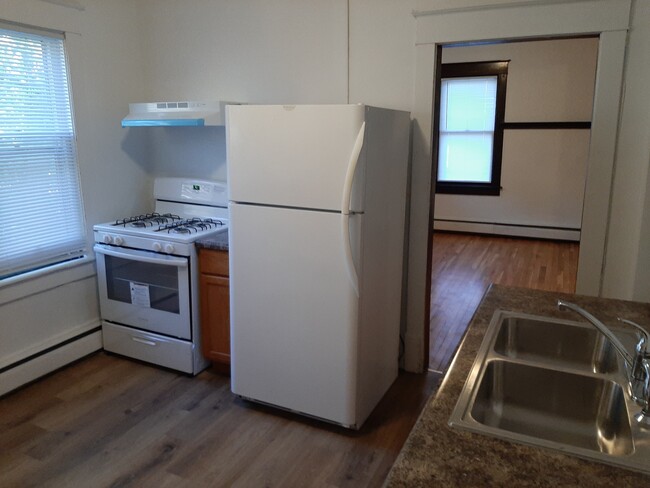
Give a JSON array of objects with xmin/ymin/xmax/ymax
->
[{"xmin": 121, "ymin": 101, "xmax": 234, "ymax": 127}]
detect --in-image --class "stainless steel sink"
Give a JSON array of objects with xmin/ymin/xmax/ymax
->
[
  {"xmin": 450, "ymin": 310, "xmax": 650, "ymax": 474},
  {"xmin": 493, "ymin": 316, "xmax": 619, "ymax": 373},
  {"xmin": 471, "ymin": 360, "xmax": 633, "ymax": 455}
]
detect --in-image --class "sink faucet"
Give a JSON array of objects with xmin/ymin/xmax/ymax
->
[{"xmin": 557, "ymin": 299, "xmax": 650, "ymax": 426}]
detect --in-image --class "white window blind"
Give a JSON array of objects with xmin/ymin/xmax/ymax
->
[
  {"xmin": 0, "ymin": 25, "xmax": 86, "ymax": 279},
  {"xmin": 438, "ymin": 76, "xmax": 497, "ymax": 183}
]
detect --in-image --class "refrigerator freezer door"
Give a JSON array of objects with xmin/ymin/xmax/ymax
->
[
  {"xmin": 229, "ymin": 202, "xmax": 361, "ymax": 426},
  {"xmin": 227, "ymin": 104, "xmax": 365, "ymax": 211}
]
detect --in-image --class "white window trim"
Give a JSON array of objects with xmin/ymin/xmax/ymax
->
[{"xmin": 0, "ymin": 23, "xmax": 88, "ymax": 280}]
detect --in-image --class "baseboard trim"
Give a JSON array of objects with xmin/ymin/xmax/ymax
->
[
  {"xmin": 433, "ymin": 220, "xmax": 580, "ymax": 241},
  {"xmin": 0, "ymin": 319, "xmax": 101, "ymax": 370},
  {"xmin": 0, "ymin": 330, "xmax": 102, "ymax": 397}
]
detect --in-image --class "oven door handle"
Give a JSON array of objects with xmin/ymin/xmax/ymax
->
[{"xmin": 93, "ymin": 244, "xmax": 188, "ymax": 267}]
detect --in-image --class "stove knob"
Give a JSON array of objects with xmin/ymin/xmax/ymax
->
[
  {"xmin": 164, "ymin": 244, "xmax": 175, "ymax": 254},
  {"xmin": 103, "ymin": 234, "xmax": 113, "ymax": 244},
  {"xmin": 152, "ymin": 242, "xmax": 162, "ymax": 252},
  {"xmin": 114, "ymin": 236, "xmax": 124, "ymax": 246}
]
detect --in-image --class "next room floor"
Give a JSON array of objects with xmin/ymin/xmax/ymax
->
[{"xmin": 429, "ymin": 232, "xmax": 580, "ymax": 372}]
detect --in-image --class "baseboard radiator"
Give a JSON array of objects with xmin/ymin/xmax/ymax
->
[{"xmin": 0, "ymin": 327, "xmax": 102, "ymax": 397}]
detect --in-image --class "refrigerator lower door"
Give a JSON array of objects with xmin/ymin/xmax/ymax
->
[{"xmin": 229, "ymin": 202, "xmax": 361, "ymax": 427}]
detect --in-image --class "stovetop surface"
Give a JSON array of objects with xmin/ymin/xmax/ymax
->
[
  {"xmin": 94, "ymin": 212, "xmax": 228, "ymax": 244},
  {"xmin": 94, "ymin": 215, "xmax": 228, "ymax": 242},
  {"xmin": 93, "ymin": 193, "xmax": 230, "ymax": 245}
]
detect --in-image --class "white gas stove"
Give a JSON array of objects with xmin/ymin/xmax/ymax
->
[
  {"xmin": 94, "ymin": 178, "xmax": 228, "ymax": 255},
  {"xmin": 93, "ymin": 178, "xmax": 228, "ymax": 374}
]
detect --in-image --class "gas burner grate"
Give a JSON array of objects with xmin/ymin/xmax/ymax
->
[
  {"xmin": 113, "ymin": 213, "xmax": 181, "ymax": 228},
  {"xmin": 156, "ymin": 218, "xmax": 225, "ymax": 234}
]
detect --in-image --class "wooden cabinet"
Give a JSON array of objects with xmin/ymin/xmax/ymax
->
[{"xmin": 198, "ymin": 248, "xmax": 230, "ymax": 369}]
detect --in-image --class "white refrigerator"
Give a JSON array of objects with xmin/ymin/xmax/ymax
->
[{"xmin": 226, "ymin": 104, "xmax": 410, "ymax": 429}]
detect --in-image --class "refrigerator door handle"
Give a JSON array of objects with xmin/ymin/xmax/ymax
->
[
  {"xmin": 342, "ymin": 212, "xmax": 359, "ymax": 297},
  {"xmin": 341, "ymin": 121, "xmax": 366, "ymax": 297},
  {"xmin": 341, "ymin": 122, "xmax": 365, "ymax": 216}
]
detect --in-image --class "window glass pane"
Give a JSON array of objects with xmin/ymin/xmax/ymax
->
[
  {"xmin": 441, "ymin": 77, "xmax": 497, "ymax": 132},
  {"xmin": 438, "ymin": 133, "xmax": 493, "ymax": 183},
  {"xmin": 438, "ymin": 75, "xmax": 498, "ymax": 185},
  {"xmin": 0, "ymin": 27, "xmax": 86, "ymax": 279}
]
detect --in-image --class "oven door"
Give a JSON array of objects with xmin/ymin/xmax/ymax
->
[{"xmin": 94, "ymin": 244, "xmax": 191, "ymax": 339}]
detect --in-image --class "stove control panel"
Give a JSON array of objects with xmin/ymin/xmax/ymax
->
[
  {"xmin": 93, "ymin": 230, "xmax": 193, "ymax": 257},
  {"xmin": 151, "ymin": 242, "xmax": 175, "ymax": 253},
  {"xmin": 102, "ymin": 234, "xmax": 123, "ymax": 245}
]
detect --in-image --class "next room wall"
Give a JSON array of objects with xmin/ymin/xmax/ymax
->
[{"xmin": 433, "ymin": 37, "xmax": 598, "ymax": 240}]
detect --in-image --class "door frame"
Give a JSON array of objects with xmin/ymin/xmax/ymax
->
[{"xmin": 402, "ymin": 0, "xmax": 631, "ymax": 372}]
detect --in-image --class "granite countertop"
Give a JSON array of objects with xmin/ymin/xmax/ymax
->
[
  {"xmin": 385, "ymin": 284, "xmax": 650, "ymax": 487},
  {"xmin": 195, "ymin": 231, "xmax": 229, "ymax": 251}
]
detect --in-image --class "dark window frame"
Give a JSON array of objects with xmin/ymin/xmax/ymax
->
[{"xmin": 435, "ymin": 60, "xmax": 509, "ymax": 196}]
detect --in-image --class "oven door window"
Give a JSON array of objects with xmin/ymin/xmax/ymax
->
[
  {"xmin": 94, "ymin": 244, "xmax": 192, "ymax": 339},
  {"xmin": 105, "ymin": 255, "xmax": 180, "ymax": 314}
]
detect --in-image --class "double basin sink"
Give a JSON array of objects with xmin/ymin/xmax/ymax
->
[{"xmin": 449, "ymin": 310, "xmax": 650, "ymax": 474}]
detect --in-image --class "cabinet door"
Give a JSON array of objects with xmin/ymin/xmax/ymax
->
[{"xmin": 199, "ymin": 273, "xmax": 230, "ymax": 365}]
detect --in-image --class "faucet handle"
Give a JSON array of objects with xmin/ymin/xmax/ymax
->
[{"xmin": 633, "ymin": 361, "xmax": 650, "ymax": 428}]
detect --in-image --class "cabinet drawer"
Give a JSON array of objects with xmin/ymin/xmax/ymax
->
[{"xmin": 199, "ymin": 249, "xmax": 229, "ymax": 276}]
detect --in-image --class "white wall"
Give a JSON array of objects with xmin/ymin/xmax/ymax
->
[
  {"xmin": 635, "ymin": 159, "xmax": 650, "ymax": 302},
  {"xmin": 139, "ymin": 0, "xmax": 348, "ymax": 104},
  {"xmin": 132, "ymin": 0, "xmax": 349, "ymax": 181},
  {"xmin": 0, "ymin": 0, "xmax": 149, "ymax": 388},
  {"xmin": 349, "ymin": 0, "xmax": 415, "ymax": 112},
  {"xmin": 71, "ymin": 1, "xmax": 152, "ymax": 225},
  {"xmin": 133, "ymin": 0, "xmax": 418, "ymax": 181},
  {"xmin": 130, "ymin": 0, "xmax": 416, "ymax": 182},
  {"xmin": 442, "ymin": 39, "xmax": 597, "ymax": 122},
  {"xmin": 434, "ymin": 38, "xmax": 597, "ymax": 237},
  {"xmin": 602, "ymin": 0, "xmax": 650, "ymax": 302},
  {"xmin": 144, "ymin": 127, "xmax": 228, "ymax": 182}
]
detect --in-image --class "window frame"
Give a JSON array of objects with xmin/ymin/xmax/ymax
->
[
  {"xmin": 0, "ymin": 23, "xmax": 87, "ymax": 280},
  {"xmin": 435, "ymin": 60, "xmax": 509, "ymax": 196}
]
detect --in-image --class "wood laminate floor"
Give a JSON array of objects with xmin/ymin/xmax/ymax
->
[
  {"xmin": 1, "ymin": 232, "xmax": 578, "ymax": 486},
  {"xmin": 0, "ymin": 353, "xmax": 441, "ymax": 488},
  {"xmin": 429, "ymin": 232, "xmax": 579, "ymax": 372}
]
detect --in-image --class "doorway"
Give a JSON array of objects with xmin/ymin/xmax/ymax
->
[
  {"xmin": 402, "ymin": 1, "xmax": 630, "ymax": 373},
  {"xmin": 427, "ymin": 36, "xmax": 597, "ymax": 372}
]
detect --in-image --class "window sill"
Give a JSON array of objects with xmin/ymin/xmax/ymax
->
[
  {"xmin": 0, "ymin": 256, "xmax": 96, "ymax": 306},
  {"xmin": 435, "ymin": 182, "xmax": 501, "ymax": 196}
]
